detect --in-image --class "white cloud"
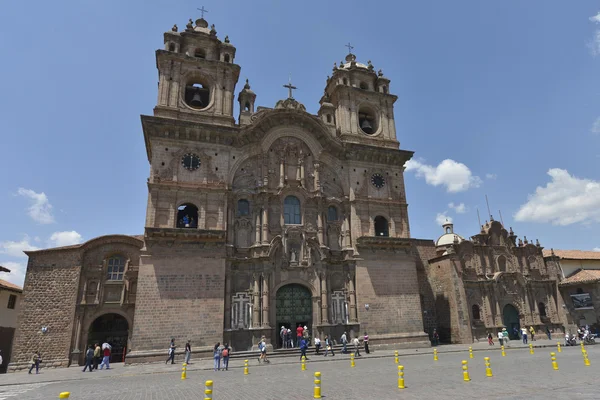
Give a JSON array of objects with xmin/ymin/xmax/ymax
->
[
  {"xmin": 405, "ymin": 159, "xmax": 482, "ymax": 193},
  {"xmin": 436, "ymin": 212, "xmax": 452, "ymax": 226},
  {"xmin": 589, "ymin": 30, "xmax": 600, "ymax": 56},
  {"xmin": 590, "ymin": 12, "xmax": 600, "ymax": 24},
  {"xmin": 515, "ymin": 168, "xmax": 600, "ymax": 226},
  {"xmin": 0, "ymin": 261, "xmax": 26, "ymax": 287},
  {"xmin": 594, "ymin": 247, "xmax": 600, "ymax": 252},
  {"xmin": 485, "ymin": 173, "xmax": 497, "ymax": 180},
  {"xmin": 48, "ymin": 231, "xmax": 83, "ymax": 248},
  {"xmin": 592, "ymin": 117, "xmax": 600, "ymax": 134},
  {"xmin": 16, "ymin": 188, "xmax": 54, "ymax": 224},
  {"xmin": 0, "ymin": 235, "xmax": 39, "ymax": 257},
  {"xmin": 449, "ymin": 202, "xmax": 467, "ymax": 214}
]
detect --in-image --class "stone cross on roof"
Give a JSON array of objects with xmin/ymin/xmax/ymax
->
[
  {"xmin": 197, "ymin": 6, "xmax": 208, "ymax": 18},
  {"xmin": 345, "ymin": 42, "xmax": 354, "ymax": 54},
  {"xmin": 283, "ymin": 76, "xmax": 297, "ymax": 99}
]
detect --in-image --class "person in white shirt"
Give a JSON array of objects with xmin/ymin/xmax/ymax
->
[
  {"xmin": 314, "ymin": 337, "xmax": 321, "ymax": 355},
  {"xmin": 497, "ymin": 331, "xmax": 504, "ymax": 346}
]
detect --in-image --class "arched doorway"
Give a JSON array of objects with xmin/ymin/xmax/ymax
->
[
  {"xmin": 276, "ymin": 284, "xmax": 312, "ymax": 347},
  {"xmin": 502, "ymin": 304, "xmax": 520, "ymax": 340},
  {"xmin": 88, "ymin": 313, "xmax": 129, "ymax": 363}
]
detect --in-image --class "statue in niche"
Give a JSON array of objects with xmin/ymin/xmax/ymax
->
[{"xmin": 290, "ymin": 249, "xmax": 297, "ymax": 262}]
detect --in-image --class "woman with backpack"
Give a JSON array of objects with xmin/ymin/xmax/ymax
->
[{"xmin": 221, "ymin": 343, "xmax": 230, "ymax": 371}]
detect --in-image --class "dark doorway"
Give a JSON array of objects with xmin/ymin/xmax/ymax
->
[
  {"xmin": 502, "ymin": 304, "xmax": 520, "ymax": 340},
  {"xmin": 276, "ymin": 284, "xmax": 312, "ymax": 347},
  {"xmin": 88, "ymin": 314, "xmax": 129, "ymax": 363}
]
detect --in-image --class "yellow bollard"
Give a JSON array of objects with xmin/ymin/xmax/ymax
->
[
  {"xmin": 394, "ymin": 350, "xmax": 399, "ymax": 364},
  {"xmin": 350, "ymin": 353, "xmax": 355, "ymax": 368},
  {"xmin": 583, "ymin": 350, "xmax": 591, "ymax": 367},
  {"xmin": 302, "ymin": 356, "xmax": 306, "ymax": 371},
  {"xmin": 433, "ymin": 348, "xmax": 438, "ymax": 361},
  {"xmin": 501, "ymin": 345, "xmax": 506, "ymax": 357},
  {"xmin": 59, "ymin": 393, "xmax": 70, "ymax": 399},
  {"xmin": 550, "ymin": 352, "xmax": 558, "ymax": 371},
  {"xmin": 484, "ymin": 357, "xmax": 493, "ymax": 377},
  {"xmin": 244, "ymin": 359, "xmax": 249, "ymax": 375},
  {"xmin": 313, "ymin": 371, "xmax": 322, "ymax": 399},
  {"xmin": 469, "ymin": 346, "xmax": 473, "ymax": 359},
  {"xmin": 397, "ymin": 365, "xmax": 405, "ymax": 389},
  {"xmin": 181, "ymin": 363, "xmax": 187, "ymax": 380},
  {"xmin": 462, "ymin": 360, "xmax": 470, "ymax": 382},
  {"xmin": 529, "ymin": 343, "xmax": 534, "ymax": 354},
  {"xmin": 557, "ymin": 342, "xmax": 561, "ymax": 353},
  {"xmin": 204, "ymin": 380, "xmax": 213, "ymax": 400},
  {"xmin": 581, "ymin": 342, "xmax": 585, "ymax": 353}
]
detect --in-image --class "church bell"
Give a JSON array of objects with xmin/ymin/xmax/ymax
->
[
  {"xmin": 190, "ymin": 90, "xmax": 204, "ymax": 108},
  {"xmin": 360, "ymin": 118, "xmax": 373, "ymax": 134}
]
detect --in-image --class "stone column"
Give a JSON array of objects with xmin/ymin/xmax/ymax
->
[
  {"xmin": 320, "ymin": 273, "xmax": 329, "ymax": 324},
  {"xmin": 348, "ymin": 274, "xmax": 357, "ymax": 322},
  {"xmin": 80, "ymin": 279, "xmax": 88, "ymax": 305},
  {"xmin": 70, "ymin": 312, "xmax": 83, "ymax": 365},
  {"xmin": 252, "ymin": 275, "xmax": 260, "ymax": 327},
  {"xmin": 279, "ymin": 157, "xmax": 285, "ymax": 187},
  {"xmin": 261, "ymin": 274, "xmax": 270, "ymax": 327},
  {"xmin": 317, "ymin": 211, "xmax": 324, "ymax": 245},
  {"xmin": 224, "ymin": 275, "xmax": 232, "ymax": 329},
  {"xmin": 262, "ymin": 206, "xmax": 269, "ymax": 244},
  {"xmin": 313, "ymin": 162, "xmax": 320, "ymax": 192},
  {"xmin": 255, "ymin": 212, "xmax": 261, "ymax": 245},
  {"xmin": 299, "ymin": 158, "xmax": 305, "ymax": 187},
  {"xmin": 95, "ymin": 280, "xmax": 101, "ymax": 304},
  {"xmin": 344, "ymin": 214, "xmax": 351, "ymax": 248}
]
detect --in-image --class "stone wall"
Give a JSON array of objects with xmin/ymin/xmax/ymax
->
[
  {"xmin": 411, "ymin": 240, "xmax": 438, "ymax": 340},
  {"xmin": 127, "ymin": 240, "xmax": 226, "ymax": 363},
  {"xmin": 355, "ymin": 241, "xmax": 429, "ymax": 348},
  {"xmin": 9, "ymin": 250, "xmax": 81, "ymax": 371}
]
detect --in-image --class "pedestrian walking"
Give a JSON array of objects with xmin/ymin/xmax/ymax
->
[
  {"xmin": 213, "ymin": 342, "xmax": 222, "ymax": 371},
  {"xmin": 545, "ymin": 326, "xmax": 552, "ymax": 340},
  {"xmin": 341, "ymin": 332, "xmax": 348, "ymax": 353},
  {"xmin": 314, "ymin": 337, "xmax": 321, "ymax": 355},
  {"xmin": 99, "ymin": 343, "xmax": 111, "ymax": 370},
  {"xmin": 323, "ymin": 335, "xmax": 335, "ymax": 357},
  {"xmin": 432, "ymin": 329, "xmax": 440, "ymax": 346},
  {"xmin": 165, "ymin": 339, "xmax": 176, "ymax": 365},
  {"xmin": 488, "ymin": 332, "xmax": 494, "ymax": 345},
  {"xmin": 299, "ymin": 337, "xmax": 309, "ymax": 361},
  {"xmin": 296, "ymin": 324, "xmax": 304, "ymax": 348},
  {"xmin": 28, "ymin": 352, "xmax": 41, "ymax": 374},
  {"xmin": 82, "ymin": 345, "xmax": 94, "ymax": 372},
  {"xmin": 93, "ymin": 343, "xmax": 101, "ymax": 370},
  {"xmin": 353, "ymin": 337, "xmax": 361, "ymax": 357},
  {"xmin": 521, "ymin": 327, "xmax": 528, "ymax": 344},
  {"xmin": 222, "ymin": 343, "xmax": 230, "ymax": 371},
  {"xmin": 529, "ymin": 326, "xmax": 536, "ymax": 341},
  {"xmin": 497, "ymin": 330, "xmax": 504, "ymax": 346},
  {"xmin": 363, "ymin": 332, "xmax": 370, "ymax": 354},
  {"xmin": 280, "ymin": 326, "xmax": 287, "ymax": 348},
  {"xmin": 184, "ymin": 340, "xmax": 192, "ymax": 364}
]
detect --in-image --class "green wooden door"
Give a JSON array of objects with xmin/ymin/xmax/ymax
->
[{"xmin": 276, "ymin": 284, "xmax": 312, "ymax": 328}]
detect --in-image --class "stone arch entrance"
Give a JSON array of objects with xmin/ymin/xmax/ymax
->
[
  {"xmin": 502, "ymin": 304, "xmax": 520, "ymax": 340},
  {"xmin": 87, "ymin": 313, "xmax": 129, "ymax": 363},
  {"xmin": 276, "ymin": 284, "xmax": 312, "ymax": 347}
]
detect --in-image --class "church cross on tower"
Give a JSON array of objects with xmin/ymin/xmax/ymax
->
[
  {"xmin": 283, "ymin": 75, "xmax": 297, "ymax": 99},
  {"xmin": 197, "ymin": 6, "xmax": 208, "ymax": 18},
  {"xmin": 346, "ymin": 42, "xmax": 354, "ymax": 54}
]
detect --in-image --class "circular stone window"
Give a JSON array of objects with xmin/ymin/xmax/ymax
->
[
  {"xmin": 358, "ymin": 106, "xmax": 378, "ymax": 135},
  {"xmin": 184, "ymin": 81, "xmax": 211, "ymax": 110}
]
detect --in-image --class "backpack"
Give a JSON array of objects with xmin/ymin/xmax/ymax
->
[{"xmin": 222, "ymin": 348, "xmax": 229, "ymax": 357}]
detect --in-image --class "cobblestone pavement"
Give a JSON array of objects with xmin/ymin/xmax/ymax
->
[{"xmin": 1, "ymin": 340, "xmax": 597, "ymax": 399}]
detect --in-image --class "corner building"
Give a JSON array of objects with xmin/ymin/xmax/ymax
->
[{"xmin": 9, "ymin": 16, "xmax": 428, "ymax": 369}]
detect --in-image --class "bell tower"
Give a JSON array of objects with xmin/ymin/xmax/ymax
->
[
  {"xmin": 155, "ymin": 17, "xmax": 241, "ymax": 126},
  {"xmin": 321, "ymin": 49, "xmax": 398, "ymax": 148}
]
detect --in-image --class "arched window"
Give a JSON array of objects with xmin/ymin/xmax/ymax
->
[
  {"xmin": 445, "ymin": 227, "xmax": 451, "ymax": 234},
  {"xmin": 244, "ymin": 102, "xmax": 250, "ymax": 112},
  {"xmin": 177, "ymin": 203, "xmax": 198, "ymax": 228},
  {"xmin": 472, "ymin": 304, "xmax": 481, "ymax": 320},
  {"xmin": 107, "ymin": 256, "xmax": 126, "ymax": 281},
  {"xmin": 168, "ymin": 43, "xmax": 176, "ymax": 52},
  {"xmin": 497, "ymin": 256, "xmax": 507, "ymax": 272},
  {"xmin": 326, "ymin": 114, "xmax": 332, "ymax": 123},
  {"xmin": 284, "ymin": 196, "xmax": 301, "ymax": 224},
  {"xmin": 224, "ymin": 54, "xmax": 230, "ymax": 63},
  {"xmin": 374, "ymin": 216, "xmax": 389, "ymax": 237},
  {"xmin": 327, "ymin": 206, "xmax": 338, "ymax": 221},
  {"xmin": 382, "ymin": 86, "xmax": 388, "ymax": 94},
  {"xmin": 538, "ymin": 302, "xmax": 546, "ymax": 317},
  {"xmin": 343, "ymin": 78, "xmax": 348, "ymax": 85},
  {"xmin": 237, "ymin": 199, "xmax": 250, "ymax": 216},
  {"xmin": 194, "ymin": 48, "xmax": 206, "ymax": 58},
  {"xmin": 359, "ymin": 82, "xmax": 368, "ymax": 90}
]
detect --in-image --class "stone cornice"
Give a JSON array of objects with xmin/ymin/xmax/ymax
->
[
  {"xmin": 144, "ymin": 227, "xmax": 226, "ymax": 243},
  {"xmin": 148, "ymin": 181, "xmax": 228, "ymax": 192},
  {"xmin": 356, "ymin": 236, "xmax": 412, "ymax": 252}
]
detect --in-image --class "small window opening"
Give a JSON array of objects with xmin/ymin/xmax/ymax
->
[
  {"xmin": 244, "ymin": 102, "xmax": 250, "ymax": 112},
  {"xmin": 177, "ymin": 203, "xmax": 199, "ymax": 228},
  {"xmin": 576, "ymin": 288, "xmax": 584, "ymax": 294},
  {"xmin": 538, "ymin": 302, "xmax": 546, "ymax": 317},
  {"xmin": 237, "ymin": 199, "xmax": 250, "ymax": 216},
  {"xmin": 7, "ymin": 294, "xmax": 17, "ymax": 309},
  {"xmin": 359, "ymin": 82, "xmax": 368, "ymax": 90},
  {"xmin": 343, "ymin": 78, "xmax": 348, "ymax": 85},
  {"xmin": 498, "ymin": 256, "xmax": 507, "ymax": 272},
  {"xmin": 326, "ymin": 114, "xmax": 332, "ymax": 123},
  {"xmin": 224, "ymin": 54, "xmax": 230, "ymax": 63},
  {"xmin": 472, "ymin": 304, "xmax": 481, "ymax": 320},
  {"xmin": 284, "ymin": 196, "xmax": 301, "ymax": 225},
  {"xmin": 194, "ymin": 48, "xmax": 206, "ymax": 59},
  {"xmin": 374, "ymin": 216, "xmax": 389, "ymax": 237},
  {"xmin": 107, "ymin": 256, "xmax": 126, "ymax": 281},
  {"xmin": 382, "ymin": 86, "xmax": 388, "ymax": 94},
  {"xmin": 168, "ymin": 43, "xmax": 176, "ymax": 52},
  {"xmin": 327, "ymin": 206, "xmax": 338, "ymax": 221},
  {"xmin": 445, "ymin": 227, "xmax": 451, "ymax": 234}
]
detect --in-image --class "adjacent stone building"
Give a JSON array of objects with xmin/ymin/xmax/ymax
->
[
  {"xmin": 416, "ymin": 219, "xmax": 567, "ymax": 343},
  {"xmin": 0, "ymin": 268, "xmax": 22, "ymax": 373}
]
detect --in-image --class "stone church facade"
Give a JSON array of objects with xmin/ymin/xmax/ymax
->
[{"xmin": 8, "ymin": 16, "xmax": 573, "ymax": 370}]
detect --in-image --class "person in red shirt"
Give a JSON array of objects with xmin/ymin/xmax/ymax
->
[
  {"xmin": 99, "ymin": 343, "xmax": 111, "ymax": 370},
  {"xmin": 296, "ymin": 324, "xmax": 304, "ymax": 348}
]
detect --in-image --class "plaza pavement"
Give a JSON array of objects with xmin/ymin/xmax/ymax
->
[{"xmin": 0, "ymin": 338, "xmax": 597, "ymax": 399}]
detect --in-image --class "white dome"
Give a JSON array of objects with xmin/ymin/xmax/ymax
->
[{"xmin": 436, "ymin": 233, "xmax": 463, "ymax": 247}]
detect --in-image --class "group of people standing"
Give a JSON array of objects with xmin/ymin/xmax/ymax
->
[{"xmin": 82, "ymin": 343, "xmax": 112, "ymax": 372}]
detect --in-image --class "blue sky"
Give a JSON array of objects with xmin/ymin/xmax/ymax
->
[{"xmin": 1, "ymin": 1, "xmax": 599, "ymax": 286}]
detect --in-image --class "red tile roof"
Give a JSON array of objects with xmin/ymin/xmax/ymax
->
[
  {"xmin": 543, "ymin": 249, "xmax": 600, "ymax": 260},
  {"xmin": 560, "ymin": 269, "xmax": 600, "ymax": 286},
  {"xmin": 0, "ymin": 279, "xmax": 23, "ymax": 292}
]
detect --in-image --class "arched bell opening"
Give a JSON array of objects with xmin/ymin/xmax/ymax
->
[
  {"xmin": 358, "ymin": 106, "xmax": 378, "ymax": 135},
  {"xmin": 374, "ymin": 215, "xmax": 389, "ymax": 237},
  {"xmin": 184, "ymin": 81, "xmax": 210, "ymax": 110},
  {"xmin": 177, "ymin": 203, "xmax": 198, "ymax": 228}
]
